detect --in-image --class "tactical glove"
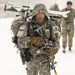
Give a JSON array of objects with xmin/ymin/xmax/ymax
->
[
  {"xmin": 31, "ymin": 37, "xmax": 43, "ymax": 47},
  {"xmin": 26, "ymin": 37, "xmax": 44, "ymax": 47},
  {"xmin": 42, "ymin": 47, "xmax": 59, "ymax": 56}
]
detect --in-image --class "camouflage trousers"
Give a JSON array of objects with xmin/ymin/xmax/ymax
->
[
  {"xmin": 26, "ymin": 54, "xmax": 51, "ymax": 75},
  {"xmin": 62, "ymin": 29, "xmax": 74, "ymax": 48}
]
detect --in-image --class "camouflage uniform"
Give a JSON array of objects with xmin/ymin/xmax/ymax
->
[
  {"xmin": 49, "ymin": 3, "xmax": 61, "ymax": 54},
  {"xmin": 49, "ymin": 4, "xmax": 60, "ymax": 11},
  {"xmin": 14, "ymin": 4, "xmax": 59, "ymax": 75},
  {"xmin": 49, "ymin": 4, "xmax": 61, "ymax": 32},
  {"xmin": 61, "ymin": 8, "xmax": 75, "ymax": 50}
]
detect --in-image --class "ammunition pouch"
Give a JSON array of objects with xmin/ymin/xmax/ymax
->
[
  {"xmin": 20, "ymin": 48, "xmax": 33, "ymax": 64},
  {"xmin": 65, "ymin": 18, "xmax": 72, "ymax": 32},
  {"xmin": 66, "ymin": 24, "xmax": 70, "ymax": 32},
  {"xmin": 12, "ymin": 36, "xmax": 18, "ymax": 44}
]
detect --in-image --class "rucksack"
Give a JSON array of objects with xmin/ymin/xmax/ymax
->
[
  {"xmin": 11, "ymin": 16, "xmax": 25, "ymax": 36},
  {"xmin": 11, "ymin": 16, "xmax": 25, "ymax": 45}
]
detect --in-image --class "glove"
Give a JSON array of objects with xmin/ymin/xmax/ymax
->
[
  {"xmin": 42, "ymin": 47, "xmax": 59, "ymax": 56},
  {"xmin": 31, "ymin": 37, "xmax": 43, "ymax": 47},
  {"xmin": 26, "ymin": 37, "xmax": 31, "ymax": 46}
]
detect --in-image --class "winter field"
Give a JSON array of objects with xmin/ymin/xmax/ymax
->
[{"xmin": 0, "ymin": 18, "xmax": 75, "ymax": 75}]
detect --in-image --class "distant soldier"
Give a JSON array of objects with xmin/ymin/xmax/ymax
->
[
  {"xmin": 61, "ymin": 1, "xmax": 75, "ymax": 53},
  {"xmin": 49, "ymin": 4, "xmax": 61, "ymax": 35},
  {"xmin": 49, "ymin": 4, "xmax": 60, "ymax": 11}
]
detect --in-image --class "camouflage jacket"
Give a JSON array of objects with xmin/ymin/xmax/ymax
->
[{"xmin": 17, "ymin": 4, "xmax": 60, "ymax": 57}]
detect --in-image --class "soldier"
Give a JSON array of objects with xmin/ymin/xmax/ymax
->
[
  {"xmin": 49, "ymin": 4, "xmax": 61, "ymax": 37},
  {"xmin": 12, "ymin": 3, "xmax": 59, "ymax": 75},
  {"xmin": 61, "ymin": 1, "xmax": 75, "ymax": 53},
  {"xmin": 49, "ymin": 4, "xmax": 60, "ymax": 11}
]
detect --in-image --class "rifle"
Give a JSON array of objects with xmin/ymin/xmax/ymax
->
[{"xmin": 49, "ymin": 56, "xmax": 58, "ymax": 75}]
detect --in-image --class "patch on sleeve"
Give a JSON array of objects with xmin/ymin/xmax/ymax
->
[{"xmin": 19, "ymin": 25, "xmax": 25, "ymax": 30}]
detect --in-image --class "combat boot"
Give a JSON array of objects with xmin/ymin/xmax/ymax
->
[
  {"xmin": 62, "ymin": 47, "xmax": 66, "ymax": 53},
  {"xmin": 69, "ymin": 47, "xmax": 72, "ymax": 52}
]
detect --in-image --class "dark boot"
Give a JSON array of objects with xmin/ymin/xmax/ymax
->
[
  {"xmin": 62, "ymin": 47, "xmax": 66, "ymax": 53},
  {"xmin": 69, "ymin": 47, "xmax": 72, "ymax": 52},
  {"xmin": 62, "ymin": 50, "xmax": 66, "ymax": 53}
]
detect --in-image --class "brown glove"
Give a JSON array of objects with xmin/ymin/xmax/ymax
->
[
  {"xmin": 26, "ymin": 37, "xmax": 31, "ymax": 46},
  {"xmin": 31, "ymin": 37, "xmax": 43, "ymax": 47},
  {"xmin": 42, "ymin": 47, "xmax": 59, "ymax": 56}
]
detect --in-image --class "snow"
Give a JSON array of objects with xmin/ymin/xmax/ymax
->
[{"xmin": 0, "ymin": 18, "xmax": 75, "ymax": 75}]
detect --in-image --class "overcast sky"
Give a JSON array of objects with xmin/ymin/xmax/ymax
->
[{"xmin": 0, "ymin": 0, "xmax": 75, "ymax": 18}]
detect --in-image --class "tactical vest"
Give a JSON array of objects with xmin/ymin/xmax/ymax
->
[{"xmin": 27, "ymin": 21, "xmax": 53, "ymax": 40}]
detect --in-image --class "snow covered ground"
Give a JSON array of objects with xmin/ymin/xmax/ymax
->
[{"xmin": 0, "ymin": 18, "xmax": 75, "ymax": 75}]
